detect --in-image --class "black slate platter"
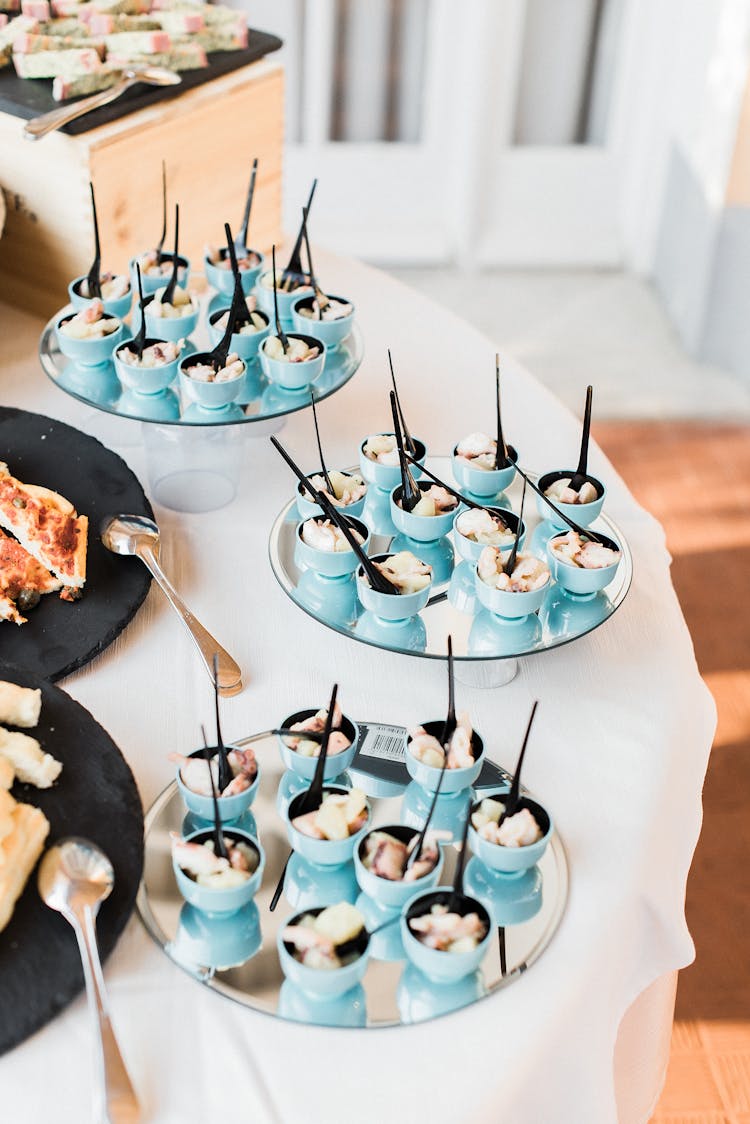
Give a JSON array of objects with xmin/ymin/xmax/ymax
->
[
  {"xmin": 0, "ymin": 663, "xmax": 144, "ymax": 1056},
  {"xmin": 0, "ymin": 406, "xmax": 152, "ymax": 681},
  {"xmin": 0, "ymin": 26, "xmax": 282, "ymax": 135}
]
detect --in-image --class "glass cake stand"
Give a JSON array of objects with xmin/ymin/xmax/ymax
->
[
  {"xmin": 39, "ymin": 298, "xmax": 363, "ymax": 512},
  {"xmin": 137, "ymin": 723, "xmax": 568, "ymax": 1029},
  {"xmin": 268, "ymin": 458, "xmax": 633, "ymax": 686}
]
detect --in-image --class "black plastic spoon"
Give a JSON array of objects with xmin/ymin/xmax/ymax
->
[
  {"xmin": 300, "ymin": 204, "xmax": 328, "ymax": 317},
  {"xmin": 203, "ymin": 231, "xmax": 244, "ymax": 374},
  {"xmin": 270, "ymin": 436, "xmax": 397, "ymax": 594},
  {"xmin": 309, "ymin": 392, "xmax": 334, "ymax": 496},
  {"xmin": 236, "ymin": 156, "xmax": 258, "ymax": 253},
  {"xmin": 448, "ymin": 800, "xmax": 473, "ymax": 911},
  {"xmin": 567, "ymin": 385, "xmax": 593, "ymax": 493},
  {"xmin": 161, "ymin": 203, "xmax": 180, "ymax": 307},
  {"xmin": 223, "ymin": 220, "xmax": 252, "ymax": 332},
  {"xmin": 499, "ymin": 700, "xmax": 538, "ymax": 825},
  {"xmin": 390, "ymin": 390, "xmax": 421, "ymax": 513},
  {"xmin": 503, "ymin": 476, "xmax": 527, "ymax": 576},
  {"xmin": 403, "ymin": 453, "xmax": 484, "ymax": 513},
  {"xmin": 133, "ymin": 263, "xmax": 147, "ymax": 361},
  {"xmin": 201, "ymin": 724, "xmax": 228, "ymax": 860},
  {"xmin": 155, "ymin": 160, "xmax": 167, "ymax": 266},
  {"xmin": 212, "ymin": 653, "xmax": 232, "ymax": 793},
  {"xmin": 513, "ymin": 465, "xmax": 615, "ymax": 549},
  {"xmin": 271, "ymin": 245, "xmax": 289, "ymax": 353},
  {"xmin": 495, "ymin": 353, "xmax": 510, "ymax": 469},
  {"xmin": 283, "ymin": 178, "xmax": 318, "ymax": 285},
  {"xmin": 388, "ymin": 350, "xmax": 416, "ymax": 456},
  {"xmin": 269, "ymin": 683, "xmax": 337, "ymax": 911},
  {"xmin": 85, "ymin": 181, "xmax": 102, "ymax": 299}
]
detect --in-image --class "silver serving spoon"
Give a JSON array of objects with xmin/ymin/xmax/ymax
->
[
  {"xmin": 23, "ymin": 68, "xmax": 181, "ymax": 141},
  {"xmin": 38, "ymin": 838, "xmax": 140, "ymax": 1124},
  {"xmin": 100, "ymin": 514, "xmax": 242, "ymax": 696}
]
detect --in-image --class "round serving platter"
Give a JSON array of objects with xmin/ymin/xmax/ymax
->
[
  {"xmin": 137, "ymin": 723, "xmax": 568, "ymax": 1029},
  {"xmin": 39, "ymin": 304, "xmax": 364, "ymax": 428},
  {"xmin": 268, "ymin": 456, "xmax": 632, "ymax": 667}
]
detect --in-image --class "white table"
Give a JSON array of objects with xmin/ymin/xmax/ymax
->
[{"xmin": 0, "ymin": 255, "xmax": 716, "ymax": 1124}]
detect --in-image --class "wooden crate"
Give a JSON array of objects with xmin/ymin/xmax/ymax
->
[{"xmin": 0, "ymin": 59, "xmax": 284, "ymax": 318}]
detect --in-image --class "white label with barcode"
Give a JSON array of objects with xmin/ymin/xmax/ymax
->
[{"xmin": 357, "ymin": 723, "xmax": 406, "ymax": 762}]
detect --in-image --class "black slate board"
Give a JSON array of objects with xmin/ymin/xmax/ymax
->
[
  {"xmin": 0, "ymin": 663, "xmax": 144, "ymax": 1056},
  {"xmin": 0, "ymin": 26, "xmax": 282, "ymax": 135},
  {"xmin": 0, "ymin": 406, "xmax": 152, "ymax": 681}
]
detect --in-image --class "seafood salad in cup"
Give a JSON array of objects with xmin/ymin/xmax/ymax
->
[
  {"xmin": 59, "ymin": 299, "xmax": 120, "ymax": 339},
  {"xmin": 300, "ymin": 517, "xmax": 364, "ymax": 553},
  {"xmin": 409, "ymin": 713, "xmax": 475, "ymax": 770},
  {"xmin": 136, "ymin": 250, "xmax": 184, "ymax": 279},
  {"xmin": 397, "ymin": 483, "xmax": 458, "ymax": 517},
  {"xmin": 292, "ymin": 788, "xmax": 368, "ymax": 840},
  {"xmin": 205, "ymin": 244, "xmax": 262, "ymax": 272},
  {"xmin": 264, "ymin": 336, "xmax": 322, "ymax": 363},
  {"xmin": 363, "ymin": 434, "xmax": 400, "ymax": 466},
  {"xmin": 76, "ymin": 272, "xmax": 130, "ymax": 301},
  {"xmin": 282, "ymin": 902, "xmax": 366, "ymax": 969},
  {"xmin": 549, "ymin": 530, "xmax": 620, "ymax": 569},
  {"xmin": 364, "ymin": 551, "xmax": 432, "ymax": 594},
  {"xmin": 478, "ymin": 548, "xmax": 550, "ymax": 592},
  {"xmin": 171, "ymin": 832, "xmax": 259, "ymax": 888},
  {"xmin": 184, "ymin": 354, "xmax": 245, "ymax": 383},
  {"xmin": 308, "ymin": 471, "xmax": 367, "ymax": 509},
  {"xmin": 544, "ymin": 477, "xmax": 599, "ymax": 505},
  {"xmin": 454, "ymin": 432, "xmax": 501, "ymax": 471},
  {"xmin": 456, "ymin": 508, "xmax": 515, "ymax": 547},
  {"xmin": 471, "ymin": 796, "xmax": 542, "ymax": 847},
  {"xmin": 212, "ymin": 296, "xmax": 267, "ymax": 335},
  {"xmin": 297, "ymin": 296, "xmax": 353, "ymax": 322},
  {"xmin": 168, "ymin": 747, "xmax": 258, "ymax": 796},
  {"xmin": 282, "ymin": 700, "xmax": 352, "ymax": 758},
  {"xmin": 117, "ymin": 340, "xmax": 181, "ymax": 368},
  {"xmin": 148, "ymin": 285, "xmax": 195, "ymax": 319},
  {"xmin": 361, "ymin": 829, "xmax": 443, "ymax": 882},
  {"xmin": 408, "ymin": 902, "xmax": 488, "ymax": 953}
]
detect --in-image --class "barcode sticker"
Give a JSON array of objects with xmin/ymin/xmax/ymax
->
[{"xmin": 357, "ymin": 723, "xmax": 406, "ymax": 763}]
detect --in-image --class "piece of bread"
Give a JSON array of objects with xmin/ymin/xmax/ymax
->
[
  {"xmin": 0, "ymin": 463, "xmax": 87, "ymax": 590},
  {"xmin": 0, "ymin": 682, "xmax": 42, "ymax": 728},
  {"xmin": 0, "ymin": 728, "xmax": 62, "ymax": 788},
  {"xmin": 0, "ymin": 800, "xmax": 50, "ymax": 932},
  {"xmin": 0, "ymin": 758, "xmax": 14, "ymax": 790}
]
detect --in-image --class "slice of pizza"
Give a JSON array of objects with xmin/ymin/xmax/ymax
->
[
  {"xmin": 0, "ymin": 463, "xmax": 87, "ymax": 595},
  {"xmin": 0, "ymin": 527, "xmax": 62, "ymax": 624}
]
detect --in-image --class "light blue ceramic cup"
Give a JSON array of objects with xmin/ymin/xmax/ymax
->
[
  {"xmin": 178, "ymin": 353, "xmax": 246, "ymax": 409},
  {"xmin": 452, "ymin": 507, "xmax": 525, "ymax": 564},
  {"xmin": 204, "ymin": 248, "xmax": 264, "ymax": 296},
  {"xmin": 277, "ymin": 710, "xmax": 360, "ymax": 783},
  {"xmin": 55, "ymin": 312, "xmax": 123, "ymax": 367},
  {"xmin": 113, "ymin": 338, "xmax": 180, "ymax": 395},
  {"xmin": 255, "ymin": 271, "xmax": 313, "ymax": 321},
  {"xmin": 259, "ymin": 333, "xmax": 326, "ymax": 391},
  {"xmin": 358, "ymin": 435, "xmax": 426, "ymax": 492},
  {"xmin": 390, "ymin": 484, "xmax": 460, "ymax": 543},
  {"xmin": 474, "ymin": 562, "xmax": 551, "ymax": 620},
  {"xmin": 296, "ymin": 472, "xmax": 368, "ymax": 521},
  {"xmin": 68, "ymin": 276, "xmax": 132, "ymax": 320},
  {"xmin": 355, "ymin": 553, "xmax": 432, "ymax": 621},
  {"xmin": 129, "ymin": 253, "xmax": 190, "ymax": 296},
  {"xmin": 405, "ymin": 721, "xmax": 485, "ymax": 794},
  {"xmin": 452, "ymin": 442, "xmax": 518, "ymax": 497},
  {"xmin": 173, "ymin": 828, "xmax": 265, "ymax": 915},
  {"xmin": 353, "ymin": 823, "xmax": 444, "ymax": 909},
  {"xmin": 294, "ymin": 516, "xmax": 370, "ymax": 580},
  {"xmin": 290, "ymin": 294, "xmax": 354, "ymax": 348},
  {"xmin": 277, "ymin": 905, "xmax": 370, "ymax": 998},
  {"xmin": 546, "ymin": 531, "xmax": 621, "ymax": 595},
  {"xmin": 535, "ymin": 470, "xmax": 605, "ymax": 529},
  {"xmin": 401, "ymin": 889, "xmax": 492, "ymax": 983},
  {"xmin": 206, "ymin": 308, "xmax": 270, "ymax": 361},
  {"xmin": 175, "ymin": 747, "xmax": 260, "ymax": 823},
  {"xmin": 174, "ymin": 900, "xmax": 261, "ymax": 970},
  {"xmin": 142, "ymin": 290, "xmax": 199, "ymax": 343},
  {"xmin": 285, "ymin": 785, "xmax": 371, "ymax": 867},
  {"xmin": 468, "ymin": 793, "xmax": 552, "ymax": 875},
  {"xmin": 397, "ymin": 964, "xmax": 487, "ymax": 1022}
]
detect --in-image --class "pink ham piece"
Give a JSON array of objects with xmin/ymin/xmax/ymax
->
[
  {"xmin": 104, "ymin": 28, "xmax": 170, "ymax": 53},
  {"xmin": 21, "ymin": 0, "xmax": 49, "ymax": 18},
  {"xmin": 0, "ymin": 15, "xmax": 8, "ymax": 28}
]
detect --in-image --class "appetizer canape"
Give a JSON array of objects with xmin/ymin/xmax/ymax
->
[
  {"xmin": 358, "ymin": 432, "xmax": 427, "ymax": 493},
  {"xmin": 207, "ymin": 298, "xmax": 270, "ymax": 362},
  {"xmin": 475, "ymin": 546, "xmax": 551, "ymax": 619},
  {"xmin": 179, "ymin": 352, "xmax": 246, "ymax": 409},
  {"xmin": 259, "ymin": 331, "xmax": 326, "ymax": 392},
  {"xmin": 406, "ymin": 714, "xmax": 485, "ymax": 793},
  {"xmin": 401, "ymin": 889, "xmax": 491, "ymax": 983},
  {"xmin": 452, "ymin": 507, "xmax": 524, "ymax": 564},
  {"xmin": 170, "ymin": 745, "xmax": 259, "ymax": 822},
  {"xmin": 536, "ymin": 471, "xmax": 605, "ymax": 529},
  {"xmin": 130, "ymin": 249, "xmax": 190, "ymax": 296},
  {"xmin": 278, "ymin": 702, "xmax": 360, "ymax": 781},
  {"xmin": 114, "ymin": 338, "xmax": 182, "ymax": 395},
  {"xmin": 171, "ymin": 827, "xmax": 264, "ymax": 914},
  {"xmin": 354, "ymin": 823, "xmax": 445, "ymax": 909},
  {"xmin": 285, "ymin": 786, "xmax": 370, "ymax": 867},
  {"xmin": 69, "ymin": 270, "xmax": 131, "ymax": 319},
  {"xmin": 546, "ymin": 529, "xmax": 621, "ymax": 595},
  {"xmin": 278, "ymin": 901, "xmax": 369, "ymax": 997},
  {"xmin": 55, "ymin": 300, "xmax": 123, "ymax": 365},
  {"xmin": 452, "ymin": 433, "xmax": 518, "ymax": 497},
  {"xmin": 291, "ymin": 293, "xmax": 354, "ymax": 349},
  {"xmin": 205, "ymin": 242, "xmax": 264, "ymax": 296},
  {"xmin": 296, "ymin": 469, "xmax": 367, "ymax": 520},
  {"xmin": 356, "ymin": 550, "xmax": 433, "ymax": 621},
  {"xmin": 390, "ymin": 481, "xmax": 459, "ymax": 543},
  {"xmin": 295, "ymin": 515, "xmax": 370, "ymax": 581},
  {"xmin": 255, "ymin": 268, "xmax": 313, "ymax": 321},
  {"xmin": 142, "ymin": 283, "xmax": 199, "ymax": 343},
  {"xmin": 469, "ymin": 793, "xmax": 552, "ymax": 874}
]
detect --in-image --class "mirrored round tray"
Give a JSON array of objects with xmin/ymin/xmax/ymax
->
[
  {"xmin": 39, "ymin": 303, "xmax": 363, "ymax": 427},
  {"xmin": 268, "ymin": 457, "xmax": 632, "ymax": 678},
  {"xmin": 137, "ymin": 723, "xmax": 568, "ymax": 1028}
]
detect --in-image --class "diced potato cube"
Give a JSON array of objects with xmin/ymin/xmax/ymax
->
[
  {"xmin": 316, "ymin": 801, "xmax": 349, "ymax": 841},
  {"xmin": 343, "ymin": 787, "xmax": 367, "ymax": 825},
  {"xmin": 412, "ymin": 495, "xmax": 436, "ymax": 517},
  {"xmin": 313, "ymin": 902, "xmax": 365, "ymax": 945},
  {"xmin": 479, "ymin": 798, "xmax": 505, "ymax": 824}
]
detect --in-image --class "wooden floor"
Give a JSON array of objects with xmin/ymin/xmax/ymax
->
[{"xmin": 595, "ymin": 422, "xmax": 750, "ymax": 1123}]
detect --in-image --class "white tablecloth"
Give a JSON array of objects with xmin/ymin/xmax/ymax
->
[{"xmin": 0, "ymin": 254, "xmax": 716, "ymax": 1124}]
